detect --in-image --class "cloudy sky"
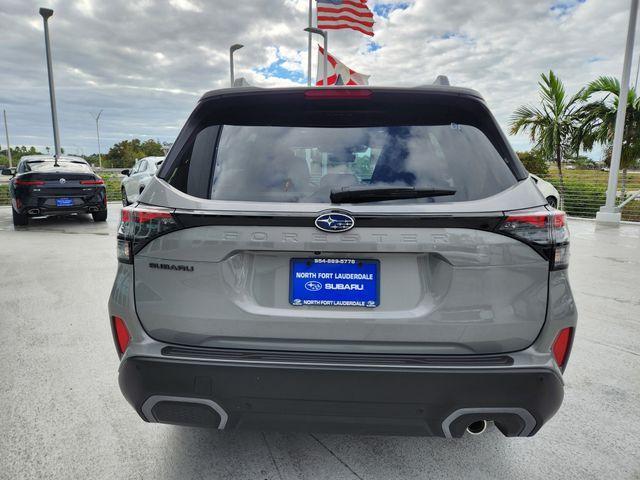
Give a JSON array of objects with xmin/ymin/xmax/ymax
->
[{"xmin": 0, "ymin": 0, "xmax": 638, "ymax": 157}]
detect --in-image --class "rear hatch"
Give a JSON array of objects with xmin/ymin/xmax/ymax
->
[{"xmin": 129, "ymin": 88, "xmax": 552, "ymax": 355}]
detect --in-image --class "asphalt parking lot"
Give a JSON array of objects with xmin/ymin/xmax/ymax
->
[{"xmin": 0, "ymin": 204, "xmax": 638, "ymax": 480}]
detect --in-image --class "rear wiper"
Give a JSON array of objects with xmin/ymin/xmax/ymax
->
[{"xmin": 330, "ymin": 186, "xmax": 456, "ymax": 204}]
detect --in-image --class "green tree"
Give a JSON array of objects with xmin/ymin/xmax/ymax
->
[
  {"xmin": 510, "ymin": 71, "xmax": 584, "ymax": 197},
  {"xmin": 517, "ymin": 150, "xmax": 549, "ymax": 175},
  {"xmin": 84, "ymin": 153, "xmax": 101, "ymax": 167},
  {"xmin": 10, "ymin": 146, "xmax": 42, "ymax": 161},
  {"xmin": 578, "ymin": 76, "xmax": 640, "ymax": 199},
  {"xmin": 141, "ymin": 139, "xmax": 164, "ymax": 156},
  {"xmin": 105, "ymin": 139, "xmax": 144, "ymax": 168},
  {"xmin": 105, "ymin": 138, "xmax": 165, "ymax": 168}
]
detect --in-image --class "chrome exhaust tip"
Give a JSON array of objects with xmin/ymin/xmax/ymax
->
[
  {"xmin": 28, "ymin": 209, "xmax": 40, "ymax": 215},
  {"xmin": 466, "ymin": 420, "xmax": 487, "ymax": 435}
]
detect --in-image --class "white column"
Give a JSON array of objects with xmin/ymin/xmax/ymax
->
[{"xmin": 596, "ymin": 0, "xmax": 639, "ymax": 225}]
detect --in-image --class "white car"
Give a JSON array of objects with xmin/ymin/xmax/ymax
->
[
  {"xmin": 120, "ymin": 156, "xmax": 164, "ymax": 206},
  {"xmin": 530, "ymin": 173, "xmax": 560, "ymax": 208}
]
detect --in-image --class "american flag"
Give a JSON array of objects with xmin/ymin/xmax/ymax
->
[{"xmin": 316, "ymin": 0, "xmax": 375, "ymax": 37}]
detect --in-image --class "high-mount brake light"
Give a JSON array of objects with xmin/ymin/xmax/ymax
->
[
  {"xmin": 117, "ymin": 206, "xmax": 179, "ymax": 263},
  {"xmin": 498, "ymin": 209, "xmax": 569, "ymax": 270},
  {"xmin": 15, "ymin": 179, "xmax": 45, "ymax": 186},
  {"xmin": 305, "ymin": 89, "xmax": 373, "ymax": 99},
  {"xmin": 80, "ymin": 179, "xmax": 104, "ymax": 185}
]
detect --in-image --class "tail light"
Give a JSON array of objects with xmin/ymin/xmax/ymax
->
[
  {"xmin": 117, "ymin": 205, "xmax": 180, "ymax": 263},
  {"xmin": 112, "ymin": 316, "xmax": 131, "ymax": 357},
  {"xmin": 552, "ymin": 327, "xmax": 574, "ymax": 369},
  {"xmin": 80, "ymin": 179, "xmax": 104, "ymax": 185},
  {"xmin": 15, "ymin": 179, "xmax": 45, "ymax": 186},
  {"xmin": 498, "ymin": 209, "xmax": 569, "ymax": 270}
]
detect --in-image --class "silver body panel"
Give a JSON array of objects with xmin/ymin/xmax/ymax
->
[{"xmin": 133, "ymin": 225, "xmax": 548, "ymax": 354}]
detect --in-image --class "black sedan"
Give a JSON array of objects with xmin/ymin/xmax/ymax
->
[{"xmin": 2, "ymin": 155, "xmax": 108, "ymax": 226}]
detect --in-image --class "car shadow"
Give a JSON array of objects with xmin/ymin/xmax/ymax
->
[
  {"xmin": 153, "ymin": 425, "xmax": 517, "ymax": 480},
  {"xmin": 11, "ymin": 213, "xmax": 112, "ymax": 234}
]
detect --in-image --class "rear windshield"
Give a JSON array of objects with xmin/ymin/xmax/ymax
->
[
  {"xmin": 21, "ymin": 161, "xmax": 92, "ymax": 173},
  {"xmin": 162, "ymin": 90, "xmax": 522, "ymax": 204},
  {"xmin": 210, "ymin": 124, "xmax": 515, "ymax": 203}
]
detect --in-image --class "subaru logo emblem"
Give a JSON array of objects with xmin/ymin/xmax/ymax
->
[
  {"xmin": 304, "ymin": 281, "xmax": 323, "ymax": 292},
  {"xmin": 315, "ymin": 212, "xmax": 355, "ymax": 233},
  {"xmin": 59, "ymin": 178, "xmax": 66, "ymax": 184}
]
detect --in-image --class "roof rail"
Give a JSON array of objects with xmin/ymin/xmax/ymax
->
[{"xmin": 433, "ymin": 75, "xmax": 450, "ymax": 86}]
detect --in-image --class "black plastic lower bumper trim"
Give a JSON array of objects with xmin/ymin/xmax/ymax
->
[{"xmin": 119, "ymin": 356, "xmax": 564, "ymax": 437}]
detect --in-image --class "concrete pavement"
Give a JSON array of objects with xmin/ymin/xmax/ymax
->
[{"xmin": 0, "ymin": 205, "xmax": 638, "ymax": 479}]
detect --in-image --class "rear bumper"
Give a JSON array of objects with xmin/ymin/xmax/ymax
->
[
  {"xmin": 14, "ymin": 189, "xmax": 107, "ymax": 216},
  {"xmin": 18, "ymin": 201, "xmax": 107, "ymax": 216},
  {"xmin": 119, "ymin": 354, "xmax": 564, "ymax": 437}
]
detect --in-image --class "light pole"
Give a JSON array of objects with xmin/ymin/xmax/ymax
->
[
  {"xmin": 304, "ymin": 27, "xmax": 328, "ymax": 86},
  {"xmin": 39, "ymin": 7, "xmax": 62, "ymax": 167},
  {"xmin": 229, "ymin": 44, "xmax": 243, "ymax": 87},
  {"xmin": 635, "ymin": 52, "xmax": 640, "ymax": 91},
  {"xmin": 3, "ymin": 110, "xmax": 12, "ymax": 168},
  {"xmin": 596, "ymin": 0, "xmax": 639, "ymax": 225},
  {"xmin": 92, "ymin": 110, "xmax": 103, "ymax": 169}
]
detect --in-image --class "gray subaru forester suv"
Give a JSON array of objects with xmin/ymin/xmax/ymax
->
[{"xmin": 108, "ymin": 85, "xmax": 576, "ymax": 437}]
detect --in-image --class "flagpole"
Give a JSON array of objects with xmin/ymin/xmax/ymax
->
[
  {"xmin": 323, "ymin": 31, "xmax": 328, "ymax": 87},
  {"xmin": 307, "ymin": 0, "xmax": 312, "ymax": 86}
]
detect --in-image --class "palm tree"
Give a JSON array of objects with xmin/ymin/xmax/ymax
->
[
  {"xmin": 578, "ymin": 76, "xmax": 640, "ymax": 199},
  {"xmin": 509, "ymin": 71, "xmax": 584, "ymax": 199}
]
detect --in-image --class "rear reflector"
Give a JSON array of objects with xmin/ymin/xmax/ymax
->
[
  {"xmin": 15, "ymin": 179, "xmax": 45, "ymax": 186},
  {"xmin": 552, "ymin": 327, "xmax": 573, "ymax": 368},
  {"xmin": 305, "ymin": 89, "xmax": 373, "ymax": 99},
  {"xmin": 80, "ymin": 179, "xmax": 104, "ymax": 185},
  {"xmin": 112, "ymin": 316, "xmax": 131, "ymax": 355}
]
